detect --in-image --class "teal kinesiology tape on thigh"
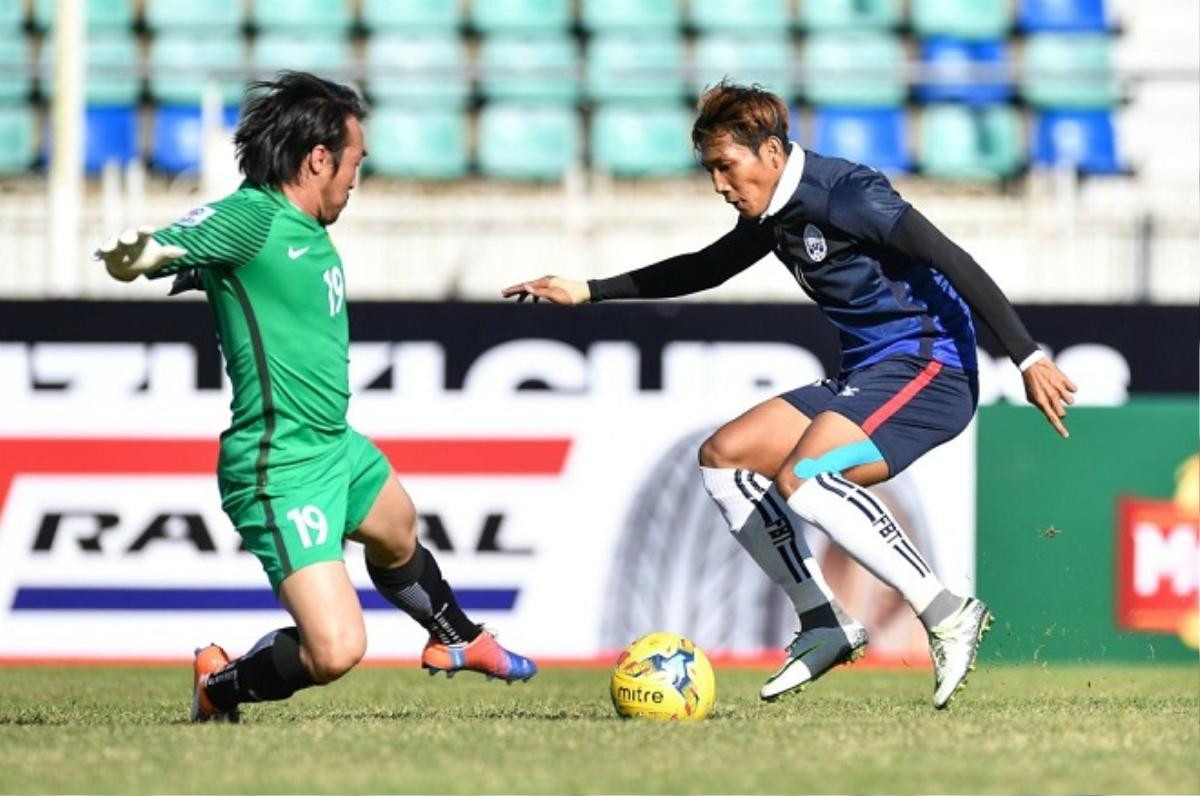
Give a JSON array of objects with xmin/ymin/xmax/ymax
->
[{"xmin": 794, "ymin": 439, "xmax": 884, "ymax": 479}]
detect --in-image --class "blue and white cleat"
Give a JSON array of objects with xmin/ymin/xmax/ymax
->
[
  {"xmin": 421, "ymin": 629, "xmax": 538, "ymax": 684},
  {"xmin": 929, "ymin": 597, "xmax": 993, "ymax": 709},
  {"xmin": 760, "ymin": 621, "xmax": 869, "ymax": 701}
]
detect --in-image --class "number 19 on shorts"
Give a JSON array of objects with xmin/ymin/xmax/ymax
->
[{"xmin": 286, "ymin": 504, "xmax": 329, "ymax": 548}]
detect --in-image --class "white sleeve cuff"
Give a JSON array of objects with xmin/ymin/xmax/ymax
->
[{"xmin": 1018, "ymin": 349, "xmax": 1047, "ymax": 372}]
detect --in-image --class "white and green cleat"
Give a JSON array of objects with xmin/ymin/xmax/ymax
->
[
  {"xmin": 929, "ymin": 597, "xmax": 994, "ymax": 709},
  {"xmin": 760, "ymin": 622, "xmax": 869, "ymax": 702}
]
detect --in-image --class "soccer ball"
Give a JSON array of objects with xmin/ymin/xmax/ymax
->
[{"xmin": 609, "ymin": 631, "xmax": 716, "ymax": 721}]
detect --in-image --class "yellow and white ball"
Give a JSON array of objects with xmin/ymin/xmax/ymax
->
[{"xmin": 610, "ymin": 632, "xmax": 716, "ymax": 721}]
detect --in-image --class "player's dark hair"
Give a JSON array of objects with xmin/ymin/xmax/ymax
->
[
  {"xmin": 234, "ymin": 71, "xmax": 368, "ymax": 188},
  {"xmin": 692, "ymin": 79, "xmax": 789, "ymax": 154}
]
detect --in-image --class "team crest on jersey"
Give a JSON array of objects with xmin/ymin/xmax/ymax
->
[
  {"xmin": 175, "ymin": 206, "xmax": 215, "ymax": 228},
  {"xmin": 803, "ymin": 224, "xmax": 827, "ymax": 262}
]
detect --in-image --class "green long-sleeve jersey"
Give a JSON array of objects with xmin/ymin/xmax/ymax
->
[{"xmin": 153, "ymin": 182, "xmax": 350, "ymax": 486}]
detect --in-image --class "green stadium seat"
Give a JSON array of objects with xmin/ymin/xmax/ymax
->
[
  {"xmin": 690, "ymin": 0, "xmax": 790, "ymax": 31},
  {"xmin": 362, "ymin": 0, "xmax": 461, "ymax": 32},
  {"xmin": 801, "ymin": 33, "xmax": 906, "ymax": 107},
  {"xmin": 251, "ymin": 0, "xmax": 351, "ymax": 33},
  {"xmin": 149, "ymin": 35, "xmax": 245, "ymax": 105},
  {"xmin": 911, "ymin": 0, "xmax": 1012, "ymax": 41},
  {"xmin": 478, "ymin": 103, "xmax": 579, "ymax": 179},
  {"xmin": 145, "ymin": 0, "xmax": 243, "ymax": 32},
  {"xmin": 1021, "ymin": 33, "xmax": 1118, "ymax": 108},
  {"xmin": 800, "ymin": 0, "xmax": 901, "ymax": 31},
  {"xmin": 0, "ymin": 36, "xmax": 31, "ymax": 102},
  {"xmin": 580, "ymin": 0, "xmax": 681, "ymax": 32},
  {"xmin": 0, "ymin": 0, "xmax": 24, "ymax": 30},
  {"xmin": 479, "ymin": 35, "xmax": 579, "ymax": 102},
  {"xmin": 587, "ymin": 35, "xmax": 686, "ymax": 103},
  {"xmin": 41, "ymin": 34, "xmax": 141, "ymax": 105},
  {"xmin": 692, "ymin": 34, "xmax": 793, "ymax": 99},
  {"xmin": 34, "ymin": 0, "xmax": 134, "ymax": 30},
  {"xmin": 368, "ymin": 106, "xmax": 468, "ymax": 179},
  {"xmin": 471, "ymin": 0, "xmax": 571, "ymax": 33},
  {"xmin": 0, "ymin": 103, "xmax": 35, "ymax": 173},
  {"xmin": 251, "ymin": 33, "xmax": 354, "ymax": 82},
  {"xmin": 590, "ymin": 104, "xmax": 695, "ymax": 177},
  {"xmin": 365, "ymin": 34, "xmax": 468, "ymax": 107},
  {"xmin": 918, "ymin": 104, "xmax": 1022, "ymax": 179}
]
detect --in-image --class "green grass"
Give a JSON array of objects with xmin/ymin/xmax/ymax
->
[{"xmin": 0, "ymin": 663, "xmax": 1196, "ymax": 795}]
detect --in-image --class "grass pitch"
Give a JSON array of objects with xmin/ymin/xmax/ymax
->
[{"xmin": 0, "ymin": 662, "xmax": 1196, "ymax": 795}]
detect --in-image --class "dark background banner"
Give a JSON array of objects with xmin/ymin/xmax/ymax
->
[{"xmin": 1, "ymin": 301, "xmax": 1194, "ymax": 393}]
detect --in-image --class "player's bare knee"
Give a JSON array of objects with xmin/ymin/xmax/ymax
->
[
  {"xmin": 698, "ymin": 433, "xmax": 740, "ymax": 469},
  {"xmin": 306, "ymin": 636, "xmax": 365, "ymax": 684}
]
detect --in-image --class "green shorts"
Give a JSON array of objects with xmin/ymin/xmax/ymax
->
[{"xmin": 220, "ymin": 428, "xmax": 392, "ymax": 593}]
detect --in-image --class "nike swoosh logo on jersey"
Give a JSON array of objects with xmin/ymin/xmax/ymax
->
[{"xmin": 287, "ymin": 245, "xmax": 311, "ymax": 259}]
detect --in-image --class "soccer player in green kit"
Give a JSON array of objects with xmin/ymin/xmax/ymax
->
[{"xmin": 96, "ymin": 72, "xmax": 537, "ymax": 722}]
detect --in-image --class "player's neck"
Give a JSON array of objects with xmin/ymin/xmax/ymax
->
[{"xmin": 280, "ymin": 181, "xmax": 321, "ymax": 223}]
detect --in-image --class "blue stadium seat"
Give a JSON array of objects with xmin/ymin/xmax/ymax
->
[
  {"xmin": 83, "ymin": 106, "xmax": 139, "ymax": 173},
  {"xmin": 152, "ymin": 105, "xmax": 240, "ymax": 175},
  {"xmin": 917, "ymin": 37, "xmax": 1012, "ymax": 104},
  {"xmin": 368, "ymin": 106, "xmax": 469, "ymax": 179},
  {"xmin": 478, "ymin": 103, "xmax": 579, "ymax": 180},
  {"xmin": 1017, "ymin": 0, "xmax": 1107, "ymax": 32},
  {"xmin": 1032, "ymin": 109, "xmax": 1119, "ymax": 174},
  {"xmin": 810, "ymin": 107, "xmax": 910, "ymax": 172}
]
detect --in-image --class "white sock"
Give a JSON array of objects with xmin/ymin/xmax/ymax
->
[
  {"xmin": 700, "ymin": 466, "xmax": 837, "ymax": 616},
  {"xmin": 786, "ymin": 471, "xmax": 944, "ymax": 614}
]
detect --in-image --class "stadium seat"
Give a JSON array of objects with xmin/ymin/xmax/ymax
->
[
  {"xmin": 150, "ymin": 35, "xmax": 246, "ymax": 106},
  {"xmin": 34, "ymin": 0, "xmax": 134, "ymax": 30},
  {"xmin": 918, "ymin": 104, "xmax": 1022, "ymax": 179},
  {"xmin": 471, "ymin": 0, "xmax": 571, "ymax": 33},
  {"xmin": 40, "ymin": 34, "xmax": 141, "ymax": 106},
  {"xmin": 590, "ymin": 104, "xmax": 695, "ymax": 177},
  {"xmin": 689, "ymin": 0, "xmax": 790, "ymax": 32},
  {"xmin": 1017, "ymin": 0, "xmax": 1108, "ymax": 32},
  {"xmin": 802, "ymin": 33, "xmax": 906, "ymax": 107},
  {"xmin": 251, "ymin": 0, "xmax": 351, "ymax": 33},
  {"xmin": 251, "ymin": 34, "xmax": 354, "ymax": 82},
  {"xmin": 479, "ymin": 35, "xmax": 579, "ymax": 102},
  {"xmin": 580, "ymin": 0, "xmax": 681, "ymax": 32},
  {"xmin": 692, "ymin": 34, "xmax": 793, "ymax": 100},
  {"xmin": 0, "ymin": 35, "xmax": 31, "ymax": 102},
  {"xmin": 811, "ymin": 107, "xmax": 910, "ymax": 172},
  {"xmin": 367, "ymin": 106, "xmax": 468, "ymax": 179},
  {"xmin": 82, "ymin": 106, "xmax": 139, "ymax": 173},
  {"xmin": 152, "ymin": 105, "xmax": 240, "ymax": 174},
  {"xmin": 917, "ymin": 37, "xmax": 1013, "ymax": 104},
  {"xmin": 1021, "ymin": 33, "xmax": 1117, "ymax": 108},
  {"xmin": 800, "ymin": 0, "xmax": 901, "ymax": 31},
  {"xmin": 0, "ymin": 0, "xmax": 23, "ymax": 30},
  {"xmin": 1031, "ymin": 108, "xmax": 1119, "ymax": 174},
  {"xmin": 911, "ymin": 0, "xmax": 1012, "ymax": 41},
  {"xmin": 365, "ymin": 34, "xmax": 469, "ymax": 107},
  {"xmin": 0, "ymin": 103, "xmax": 36, "ymax": 174},
  {"xmin": 145, "ymin": 0, "xmax": 243, "ymax": 32},
  {"xmin": 587, "ymin": 35, "xmax": 686, "ymax": 103},
  {"xmin": 362, "ymin": 0, "xmax": 461, "ymax": 31},
  {"xmin": 477, "ymin": 103, "xmax": 579, "ymax": 180}
]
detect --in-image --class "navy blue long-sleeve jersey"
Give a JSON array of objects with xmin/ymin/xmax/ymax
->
[{"xmin": 589, "ymin": 148, "xmax": 1038, "ymax": 375}]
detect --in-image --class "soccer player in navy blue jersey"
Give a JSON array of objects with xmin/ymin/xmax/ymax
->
[{"xmin": 503, "ymin": 81, "xmax": 1076, "ymax": 708}]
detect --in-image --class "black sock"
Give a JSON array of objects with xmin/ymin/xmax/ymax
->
[
  {"xmin": 205, "ymin": 627, "xmax": 316, "ymax": 711},
  {"xmin": 367, "ymin": 544, "xmax": 481, "ymax": 645}
]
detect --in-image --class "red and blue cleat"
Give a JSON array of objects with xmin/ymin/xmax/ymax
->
[{"xmin": 421, "ymin": 629, "xmax": 538, "ymax": 684}]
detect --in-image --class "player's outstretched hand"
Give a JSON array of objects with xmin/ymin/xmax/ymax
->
[
  {"xmin": 501, "ymin": 275, "xmax": 590, "ymax": 305},
  {"xmin": 1023, "ymin": 358, "xmax": 1077, "ymax": 438},
  {"xmin": 95, "ymin": 226, "xmax": 187, "ymax": 282}
]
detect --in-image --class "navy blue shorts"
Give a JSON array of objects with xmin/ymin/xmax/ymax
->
[{"xmin": 780, "ymin": 355, "xmax": 979, "ymax": 476}]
